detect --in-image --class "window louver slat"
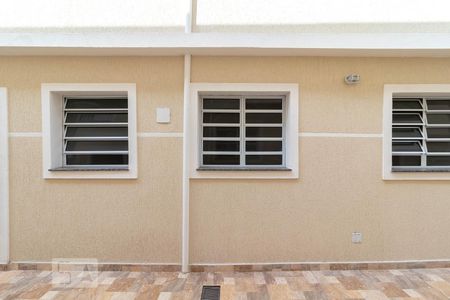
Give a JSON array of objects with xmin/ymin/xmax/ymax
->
[
  {"xmin": 392, "ymin": 97, "xmax": 450, "ymax": 170},
  {"xmin": 63, "ymin": 97, "xmax": 129, "ymax": 167}
]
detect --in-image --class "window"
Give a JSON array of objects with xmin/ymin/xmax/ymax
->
[
  {"xmin": 200, "ymin": 96, "xmax": 285, "ymax": 168},
  {"xmin": 384, "ymin": 84, "xmax": 450, "ymax": 180},
  {"xmin": 392, "ymin": 97, "xmax": 450, "ymax": 170},
  {"xmin": 42, "ymin": 84, "xmax": 137, "ymax": 179},
  {"xmin": 63, "ymin": 97, "xmax": 129, "ymax": 167},
  {"xmin": 190, "ymin": 83, "xmax": 299, "ymax": 179}
]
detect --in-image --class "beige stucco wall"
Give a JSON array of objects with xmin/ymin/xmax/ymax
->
[
  {"xmin": 1, "ymin": 57, "xmax": 184, "ymax": 262},
  {"xmin": 1, "ymin": 56, "xmax": 450, "ymax": 263},
  {"xmin": 190, "ymin": 56, "xmax": 450, "ymax": 263}
]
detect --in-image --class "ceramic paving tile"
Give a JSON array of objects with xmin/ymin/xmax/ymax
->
[
  {"xmin": 154, "ymin": 277, "xmax": 167, "ymax": 285},
  {"xmin": 289, "ymin": 290, "xmax": 306, "ymax": 299},
  {"xmin": 253, "ymin": 272, "xmax": 266, "ymax": 285},
  {"xmin": 303, "ymin": 271, "xmax": 319, "ymax": 285},
  {"xmin": 358, "ymin": 290, "xmax": 390, "ymax": 300},
  {"xmin": 403, "ymin": 288, "xmax": 424, "ymax": 298},
  {"xmin": 39, "ymin": 290, "xmax": 59, "ymax": 300},
  {"xmin": 110, "ymin": 292, "xmax": 138, "ymax": 300},
  {"xmin": 379, "ymin": 282, "xmax": 410, "ymax": 297},
  {"xmin": 274, "ymin": 277, "xmax": 288, "ymax": 285},
  {"xmin": 390, "ymin": 270, "xmax": 404, "ymax": 276},
  {"xmin": 428, "ymin": 280, "xmax": 450, "ymax": 297},
  {"xmin": 337, "ymin": 276, "xmax": 367, "ymax": 290},
  {"xmin": 156, "ymin": 291, "xmax": 171, "ymax": 300},
  {"xmin": 0, "ymin": 268, "xmax": 449, "ymax": 299},
  {"xmin": 427, "ymin": 274, "xmax": 446, "ymax": 282},
  {"xmin": 106, "ymin": 278, "xmax": 136, "ymax": 292}
]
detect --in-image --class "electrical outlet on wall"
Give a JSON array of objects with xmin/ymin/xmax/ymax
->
[{"xmin": 352, "ymin": 232, "xmax": 362, "ymax": 244}]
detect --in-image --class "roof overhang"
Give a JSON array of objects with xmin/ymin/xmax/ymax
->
[{"xmin": 1, "ymin": 31, "xmax": 450, "ymax": 57}]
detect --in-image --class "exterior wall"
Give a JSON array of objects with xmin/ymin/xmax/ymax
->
[
  {"xmin": 190, "ymin": 56, "xmax": 450, "ymax": 263},
  {"xmin": 1, "ymin": 56, "xmax": 450, "ymax": 263},
  {"xmin": 1, "ymin": 57, "xmax": 184, "ymax": 262}
]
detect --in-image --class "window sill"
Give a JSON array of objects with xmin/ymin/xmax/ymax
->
[
  {"xmin": 49, "ymin": 167, "xmax": 129, "ymax": 172},
  {"xmin": 392, "ymin": 167, "xmax": 450, "ymax": 172},
  {"xmin": 197, "ymin": 167, "xmax": 292, "ymax": 171},
  {"xmin": 44, "ymin": 166, "xmax": 136, "ymax": 179}
]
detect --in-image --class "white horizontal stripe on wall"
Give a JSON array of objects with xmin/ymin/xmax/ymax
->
[
  {"xmin": 137, "ymin": 132, "xmax": 183, "ymax": 138},
  {"xmin": 9, "ymin": 132, "xmax": 42, "ymax": 138},
  {"xmin": 8, "ymin": 132, "xmax": 382, "ymax": 138},
  {"xmin": 299, "ymin": 132, "xmax": 382, "ymax": 138}
]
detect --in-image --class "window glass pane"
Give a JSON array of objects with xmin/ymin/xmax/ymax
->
[
  {"xmin": 66, "ymin": 127, "xmax": 128, "ymax": 137},
  {"xmin": 427, "ymin": 114, "xmax": 450, "ymax": 124},
  {"xmin": 66, "ymin": 113, "xmax": 128, "ymax": 123},
  {"xmin": 246, "ymin": 99, "xmax": 282, "ymax": 110},
  {"xmin": 246, "ymin": 155, "xmax": 282, "ymax": 165},
  {"xmin": 66, "ymin": 141, "xmax": 128, "ymax": 151},
  {"xmin": 427, "ymin": 156, "xmax": 450, "ymax": 166},
  {"xmin": 203, "ymin": 113, "xmax": 240, "ymax": 124},
  {"xmin": 66, "ymin": 154, "xmax": 128, "ymax": 165},
  {"xmin": 392, "ymin": 127, "xmax": 422, "ymax": 138},
  {"xmin": 392, "ymin": 142, "xmax": 422, "ymax": 152},
  {"xmin": 246, "ymin": 127, "xmax": 282, "ymax": 137},
  {"xmin": 203, "ymin": 155, "xmax": 240, "ymax": 165},
  {"xmin": 427, "ymin": 128, "xmax": 450, "ymax": 139},
  {"xmin": 246, "ymin": 113, "xmax": 282, "ymax": 124},
  {"xmin": 392, "ymin": 156, "xmax": 421, "ymax": 166},
  {"xmin": 427, "ymin": 100, "xmax": 450, "ymax": 110},
  {"xmin": 203, "ymin": 99, "xmax": 240, "ymax": 109},
  {"xmin": 203, "ymin": 127, "xmax": 240, "ymax": 137},
  {"xmin": 66, "ymin": 98, "xmax": 127, "ymax": 109},
  {"xmin": 392, "ymin": 114, "xmax": 422, "ymax": 124},
  {"xmin": 203, "ymin": 141, "xmax": 239, "ymax": 152},
  {"xmin": 392, "ymin": 99, "xmax": 422, "ymax": 110},
  {"xmin": 426, "ymin": 142, "xmax": 450, "ymax": 152},
  {"xmin": 246, "ymin": 141, "xmax": 282, "ymax": 152}
]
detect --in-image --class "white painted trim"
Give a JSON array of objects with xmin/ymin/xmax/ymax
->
[
  {"xmin": 181, "ymin": 55, "xmax": 191, "ymax": 273},
  {"xmin": 0, "ymin": 88, "xmax": 9, "ymax": 264},
  {"xmin": 2, "ymin": 32, "xmax": 450, "ymax": 57},
  {"xmin": 383, "ymin": 84, "xmax": 450, "ymax": 180},
  {"xmin": 300, "ymin": 132, "xmax": 382, "ymax": 138},
  {"xmin": 9, "ymin": 258, "xmax": 450, "ymax": 266},
  {"xmin": 11, "ymin": 260, "xmax": 180, "ymax": 265},
  {"xmin": 7, "ymin": 131, "xmax": 384, "ymax": 139},
  {"xmin": 189, "ymin": 83, "xmax": 299, "ymax": 179},
  {"xmin": 137, "ymin": 132, "xmax": 183, "ymax": 138},
  {"xmin": 41, "ymin": 83, "xmax": 138, "ymax": 179},
  {"xmin": 9, "ymin": 132, "xmax": 42, "ymax": 138},
  {"xmin": 192, "ymin": 258, "xmax": 450, "ymax": 266}
]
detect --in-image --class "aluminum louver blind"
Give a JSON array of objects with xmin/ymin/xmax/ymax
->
[
  {"xmin": 63, "ymin": 97, "xmax": 129, "ymax": 167},
  {"xmin": 392, "ymin": 97, "xmax": 450, "ymax": 169},
  {"xmin": 201, "ymin": 96, "xmax": 284, "ymax": 167}
]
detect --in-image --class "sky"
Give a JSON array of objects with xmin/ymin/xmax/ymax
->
[{"xmin": 1, "ymin": 0, "xmax": 450, "ymax": 28}]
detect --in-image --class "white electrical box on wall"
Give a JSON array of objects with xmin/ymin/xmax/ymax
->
[
  {"xmin": 156, "ymin": 107, "xmax": 170, "ymax": 123},
  {"xmin": 352, "ymin": 232, "xmax": 362, "ymax": 244}
]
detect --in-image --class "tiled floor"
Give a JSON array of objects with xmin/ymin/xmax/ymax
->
[{"xmin": 0, "ymin": 268, "xmax": 450, "ymax": 299}]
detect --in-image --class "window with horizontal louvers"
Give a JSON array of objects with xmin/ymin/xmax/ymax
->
[
  {"xmin": 200, "ymin": 96, "xmax": 284, "ymax": 167},
  {"xmin": 63, "ymin": 97, "xmax": 128, "ymax": 167},
  {"xmin": 392, "ymin": 97, "xmax": 450, "ymax": 170}
]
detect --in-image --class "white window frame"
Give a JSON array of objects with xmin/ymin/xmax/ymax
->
[
  {"xmin": 42, "ymin": 83, "xmax": 137, "ymax": 179},
  {"xmin": 200, "ymin": 95, "xmax": 286, "ymax": 168},
  {"xmin": 190, "ymin": 83, "xmax": 299, "ymax": 179},
  {"xmin": 383, "ymin": 84, "xmax": 450, "ymax": 180}
]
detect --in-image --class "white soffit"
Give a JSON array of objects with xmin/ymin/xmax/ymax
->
[{"xmin": 1, "ymin": 31, "xmax": 450, "ymax": 57}]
